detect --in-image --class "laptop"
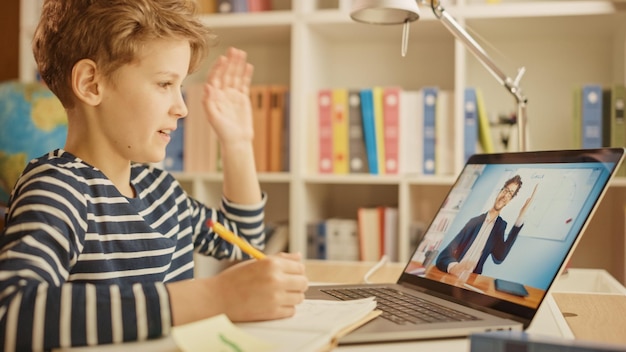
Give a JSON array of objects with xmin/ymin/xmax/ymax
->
[{"xmin": 305, "ymin": 148, "xmax": 625, "ymax": 344}]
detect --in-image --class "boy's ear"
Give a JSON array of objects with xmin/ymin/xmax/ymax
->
[{"xmin": 72, "ymin": 59, "xmax": 102, "ymax": 106}]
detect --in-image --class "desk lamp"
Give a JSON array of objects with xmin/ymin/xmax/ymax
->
[{"xmin": 350, "ymin": 0, "xmax": 529, "ymax": 151}]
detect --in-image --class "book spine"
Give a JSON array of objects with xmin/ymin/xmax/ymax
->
[
  {"xmin": 217, "ymin": 0, "xmax": 234, "ymax": 13},
  {"xmin": 247, "ymin": 0, "xmax": 260, "ymax": 12},
  {"xmin": 248, "ymin": 0, "xmax": 271, "ymax": 11},
  {"xmin": 360, "ymin": 88, "xmax": 379, "ymax": 174},
  {"xmin": 604, "ymin": 84, "xmax": 626, "ymax": 176},
  {"xmin": 422, "ymin": 87, "xmax": 438, "ymax": 175},
  {"xmin": 357, "ymin": 207, "xmax": 381, "ymax": 261},
  {"xmin": 331, "ymin": 88, "xmax": 350, "ymax": 174},
  {"xmin": 282, "ymin": 90, "xmax": 291, "ymax": 172},
  {"xmin": 572, "ymin": 86, "xmax": 582, "ymax": 149},
  {"xmin": 317, "ymin": 221, "xmax": 327, "ymax": 259},
  {"xmin": 268, "ymin": 85, "xmax": 288, "ymax": 172},
  {"xmin": 163, "ymin": 118, "xmax": 185, "ymax": 172},
  {"xmin": 475, "ymin": 88, "xmax": 495, "ymax": 153},
  {"xmin": 341, "ymin": 219, "xmax": 360, "ymax": 261},
  {"xmin": 348, "ymin": 89, "xmax": 369, "ymax": 173},
  {"xmin": 250, "ymin": 85, "xmax": 270, "ymax": 172},
  {"xmin": 382, "ymin": 207, "xmax": 399, "ymax": 262},
  {"xmin": 318, "ymin": 89, "xmax": 334, "ymax": 174},
  {"xmin": 372, "ymin": 86, "xmax": 386, "ymax": 174},
  {"xmin": 463, "ymin": 87, "xmax": 478, "ymax": 163},
  {"xmin": 435, "ymin": 89, "xmax": 454, "ymax": 175},
  {"xmin": 581, "ymin": 84, "xmax": 603, "ymax": 149},
  {"xmin": 398, "ymin": 90, "xmax": 421, "ymax": 175},
  {"xmin": 263, "ymin": 222, "xmax": 289, "ymax": 255},
  {"xmin": 183, "ymin": 83, "xmax": 218, "ymax": 172},
  {"xmin": 232, "ymin": 0, "xmax": 248, "ymax": 12},
  {"xmin": 306, "ymin": 222, "xmax": 319, "ymax": 259},
  {"xmin": 196, "ymin": 0, "xmax": 217, "ymax": 13},
  {"xmin": 382, "ymin": 87, "xmax": 401, "ymax": 174},
  {"xmin": 602, "ymin": 88, "xmax": 612, "ymax": 147},
  {"xmin": 325, "ymin": 219, "xmax": 359, "ymax": 261}
]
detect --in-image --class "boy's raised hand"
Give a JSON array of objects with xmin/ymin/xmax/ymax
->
[{"xmin": 202, "ymin": 47, "xmax": 254, "ymax": 145}]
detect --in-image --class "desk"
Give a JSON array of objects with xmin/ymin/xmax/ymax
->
[
  {"xmin": 305, "ymin": 259, "xmax": 406, "ymax": 284},
  {"xmin": 550, "ymin": 268, "xmax": 626, "ymax": 345},
  {"xmin": 57, "ymin": 261, "xmax": 625, "ymax": 351}
]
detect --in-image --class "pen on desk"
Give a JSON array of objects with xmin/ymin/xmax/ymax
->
[
  {"xmin": 207, "ymin": 219, "xmax": 266, "ymax": 259},
  {"xmin": 463, "ymin": 283, "xmax": 485, "ymax": 294}
]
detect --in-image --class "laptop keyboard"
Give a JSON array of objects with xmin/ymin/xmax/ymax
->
[{"xmin": 321, "ymin": 287, "xmax": 479, "ymax": 325}]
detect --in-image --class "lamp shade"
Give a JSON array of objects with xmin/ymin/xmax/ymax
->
[{"xmin": 350, "ymin": 0, "xmax": 420, "ymax": 25}]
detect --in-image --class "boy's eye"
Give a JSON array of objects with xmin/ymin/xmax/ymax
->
[{"xmin": 159, "ymin": 82, "xmax": 172, "ymax": 88}]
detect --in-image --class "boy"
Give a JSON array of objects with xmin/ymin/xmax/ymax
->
[{"xmin": 0, "ymin": 0, "xmax": 308, "ymax": 350}]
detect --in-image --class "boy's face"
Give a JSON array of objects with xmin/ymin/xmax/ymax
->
[{"xmin": 97, "ymin": 39, "xmax": 190, "ymax": 164}]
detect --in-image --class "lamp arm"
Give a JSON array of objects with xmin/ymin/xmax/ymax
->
[{"xmin": 431, "ymin": 2, "xmax": 529, "ymax": 151}]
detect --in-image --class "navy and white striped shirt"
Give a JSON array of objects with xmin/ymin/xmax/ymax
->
[{"xmin": 0, "ymin": 149, "xmax": 266, "ymax": 351}]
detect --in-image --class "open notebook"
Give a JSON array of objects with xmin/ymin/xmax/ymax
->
[
  {"xmin": 306, "ymin": 148, "xmax": 624, "ymax": 344},
  {"xmin": 170, "ymin": 298, "xmax": 379, "ymax": 352}
]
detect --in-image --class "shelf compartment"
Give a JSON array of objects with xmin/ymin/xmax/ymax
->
[{"xmin": 303, "ymin": 183, "xmax": 399, "ymax": 221}]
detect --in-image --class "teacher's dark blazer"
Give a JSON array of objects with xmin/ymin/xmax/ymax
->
[{"xmin": 435, "ymin": 213, "xmax": 523, "ymax": 274}]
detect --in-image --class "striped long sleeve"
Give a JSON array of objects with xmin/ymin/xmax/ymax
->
[{"xmin": 0, "ymin": 150, "xmax": 266, "ymax": 351}]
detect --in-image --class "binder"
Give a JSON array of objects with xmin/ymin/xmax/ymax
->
[
  {"xmin": 422, "ymin": 87, "xmax": 438, "ymax": 175},
  {"xmin": 463, "ymin": 87, "xmax": 478, "ymax": 163},
  {"xmin": 317, "ymin": 89, "xmax": 334, "ymax": 174},
  {"xmin": 250, "ymin": 85, "xmax": 271, "ymax": 172},
  {"xmin": 331, "ymin": 88, "xmax": 349, "ymax": 174},
  {"xmin": 580, "ymin": 84, "xmax": 603, "ymax": 149},
  {"xmin": 360, "ymin": 88, "xmax": 379, "ymax": 174},
  {"xmin": 372, "ymin": 86, "xmax": 386, "ymax": 174},
  {"xmin": 347, "ymin": 89, "xmax": 369, "ymax": 173},
  {"xmin": 398, "ymin": 89, "xmax": 422, "ymax": 175},
  {"xmin": 267, "ymin": 85, "xmax": 288, "ymax": 172},
  {"xmin": 435, "ymin": 89, "xmax": 455, "ymax": 175},
  {"xmin": 475, "ymin": 88, "xmax": 495, "ymax": 153},
  {"xmin": 382, "ymin": 87, "xmax": 401, "ymax": 174}
]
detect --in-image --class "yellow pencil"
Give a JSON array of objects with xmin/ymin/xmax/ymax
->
[{"xmin": 207, "ymin": 219, "xmax": 266, "ymax": 259}]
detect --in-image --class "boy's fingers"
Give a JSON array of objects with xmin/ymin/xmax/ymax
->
[{"xmin": 207, "ymin": 55, "xmax": 226, "ymax": 89}]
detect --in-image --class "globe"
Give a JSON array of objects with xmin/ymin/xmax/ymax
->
[{"xmin": 0, "ymin": 81, "xmax": 68, "ymax": 206}]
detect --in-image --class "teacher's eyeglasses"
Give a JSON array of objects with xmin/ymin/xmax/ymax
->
[{"xmin": 500, "ymin": 187, "xmax": 516, "ymax": 199}]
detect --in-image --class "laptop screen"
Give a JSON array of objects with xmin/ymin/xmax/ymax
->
[{"xmin": 399, "ymin": 148, "xmax": 624, "ymax": 323}]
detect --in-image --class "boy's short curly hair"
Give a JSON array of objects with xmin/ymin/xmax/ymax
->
[{"xmin": 33, "ymin": 0, "xmax": 215, "ymax": 108}]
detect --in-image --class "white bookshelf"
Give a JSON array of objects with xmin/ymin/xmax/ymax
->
[{"xmin": 19, "ymin": 0, "xmax": 626, "ymax": 282}]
